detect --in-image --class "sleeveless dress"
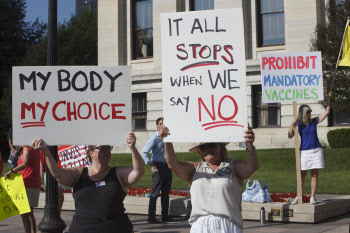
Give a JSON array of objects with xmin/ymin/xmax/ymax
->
[
  {"xmin": 298, "ymin": 118, "xmax": 325, "ymax": 170},
  {"xmin": 189, "ymin": 161, "xmax": 243, "ymax": 233},
  {"xmin": 69, "ymin": 167, "xmax": 133, "ymax": 233}
]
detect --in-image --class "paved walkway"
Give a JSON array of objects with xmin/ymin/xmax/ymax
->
[{"xmin": 1, "ymin": 209, "xmax": 349, "ymax": 233}]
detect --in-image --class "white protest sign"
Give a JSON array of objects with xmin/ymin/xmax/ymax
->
[
  {"xmin": 58, "ymin": 145, "xmax": 89, "ymax": 168},
  {"xmin": 161, "ymin": 8, "xmax": 247, "ymax": 142},
  {"xmin": 260, "ymin": 52, "xmax": 324, "ymax": 103},
  {"xmin": 12, "ymin": 66, "xmax": 131, "ymax": 145}
]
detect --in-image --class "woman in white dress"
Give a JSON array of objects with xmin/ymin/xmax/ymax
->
[{"xmin": 288, "ymin": 92, "xmax": 332, "ymax": 204}]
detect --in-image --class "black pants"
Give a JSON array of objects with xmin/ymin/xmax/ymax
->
[{"xmin": 148, "ymin": 163, "xmax": 172, "ymax": 218}]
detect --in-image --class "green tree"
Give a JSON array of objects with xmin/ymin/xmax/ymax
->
[
  {"xmin": 22, "ymin": 10, "xmax": 97, "ymax": 66},
  {"xmin": 311, "ymin": 0, "xmax": 350, "ymax": 112},
  {"xmin": 0, "ymin": 0, "xmax": 46, "ymax": 158}
]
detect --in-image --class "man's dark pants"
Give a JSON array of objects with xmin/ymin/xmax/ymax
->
[{"xmin": 148, "ymin": 163, "xmax": 172, "ymax": 218}]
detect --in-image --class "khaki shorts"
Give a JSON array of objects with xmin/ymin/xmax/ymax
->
[{"xmin": 26, "ymin": 188, "xmax": 40, "ymax": 208}]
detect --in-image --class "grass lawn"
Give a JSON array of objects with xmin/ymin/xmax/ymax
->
[{"xmin": 3, "ymin": 147, "xmax": 350, "ymax": 194}]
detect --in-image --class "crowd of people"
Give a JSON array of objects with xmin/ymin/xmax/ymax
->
[{"xmin": 1, "ymin": 90, "xmax": 333, "ymax": 233}]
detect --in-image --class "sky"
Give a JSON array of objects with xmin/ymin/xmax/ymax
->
[{"xmin": 25, "ymin": 0, "xmax": 76, "ymax": 24}]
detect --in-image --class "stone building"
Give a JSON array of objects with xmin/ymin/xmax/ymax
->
[{"xmin": 98, "ymin": 0, "xmax": 350, "ymax": 153}]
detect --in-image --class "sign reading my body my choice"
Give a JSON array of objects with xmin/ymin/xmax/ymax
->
[
  {"xmin": 260, "ymin": 52, "xmax": 323, "ymax": 103},
  {"xmin": 161, "ymin": 9, "xmax": 247, "ymax": 142},
  {"xmin": 12, "ymin": 66, "xmax": 131, "ymax": 146}
]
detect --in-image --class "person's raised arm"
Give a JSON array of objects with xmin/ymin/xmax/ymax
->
[
  {"xmin": 117, "ymin": 132, "xmax": 145, "ymax": 188},
  {"xmin": 288, "ymin": 117, "xmax": 298, "ymax": 139},
  {"xmin": 317, "ymin": 91, "xmax": 332, "ymax": 124},
  {"xmin": 159, "ymin": 117, "xmax": 197, "ymax": 183},
  {"xmin": 31, "ymin": 139, "xmax": 83, "ymax": 188},
  {"xmin": 4, "ymin": 147, "xmax": 30, "ymax": 179},
  {"xmin": 234, "ymin": 125, "xmax": 258, "ymax": 181}
]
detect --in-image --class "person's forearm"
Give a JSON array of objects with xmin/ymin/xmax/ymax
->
[
  {"xmin": 12, "ymin": 163, "xmax": 27, "ymax": 173},
  {"xmin": 288, "ymin": 122, "xmax": 295, "ymax": 138},
  {"xmin": 42, "ymin": 147, "xmax": 62, "ymax": 179},
  {"xmin": 164, "ymin": 142, "xmax": 179, "ymax": 167},
  {"xmin": 130, "ymin": 147, "xmax": 145, "ymax": 177},
  {"xmin": 247, "ymin": 143, "xmax": 258, "ymax": 173}
]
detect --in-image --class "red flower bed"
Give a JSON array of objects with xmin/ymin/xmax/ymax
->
[
  {"xmin": 127, "ymin": 187, "xmax": 191, "ymax": 197},
  {"xmin": 41, "ymin": 187, "xmax": 309, "ymax": 203},
  {"xmin": 270, "ymin": 192, "xmax": 310, "ymax": 203}
]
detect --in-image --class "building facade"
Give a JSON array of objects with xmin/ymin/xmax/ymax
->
[{"xmin": 98, "ymin": 0, "xmax": 350, "ymax": 153}]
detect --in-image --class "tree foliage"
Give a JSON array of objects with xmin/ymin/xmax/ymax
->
[
  {"xmin": 310, "ymin": 0, "xmax": 350, "ymax": 111},
  {"xmin": 22, "ymin": 10, "xmax": 97, "ymax": 66},
  {"xmin": 0, "ymin": 0, "xmax": 46, "ymax": 157}
]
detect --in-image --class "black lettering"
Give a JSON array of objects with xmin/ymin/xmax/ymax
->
[
  {"xmin": 104, "ymin": 71, "xmax": 123, "ymax": 92},
  {"xmin": 58, "ymin": 69, "xmax": 71, "ymax": 91},
  {"xmin": 191, "ymin": 18, "xmax": 203, "ymax": 34},
  {"xmin": 36, "ymin": 72, "xmax": 51, "ymax": 91},
  {"xmin": 20, "ymin": 72, "xmax": 36, "ymax": 90},
  {"xmin": 90, "ymin": 71, "xmax": 103, "ymax": 91}
]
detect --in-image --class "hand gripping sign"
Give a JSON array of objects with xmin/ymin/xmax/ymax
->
[
  {"xmin": 161, "ymin": 8, "xmax": 248, "ymax": 142},
  {"xmin": 12, "ymin": 66, "xmax": 131, "ymax": 146}
]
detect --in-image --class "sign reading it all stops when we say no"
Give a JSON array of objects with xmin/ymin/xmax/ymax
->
[
  {"xmin": 161, "ymin": 8, "xmax": 248, "ymax": 142},
  {"xmin": 12, "ymin": 66, "xmax": 131, "ymax": 146}
]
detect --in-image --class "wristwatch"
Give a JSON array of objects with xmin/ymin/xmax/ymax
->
[{"xmin": 11, "ymin": 168, "xmax": 16, "ymax": 174}]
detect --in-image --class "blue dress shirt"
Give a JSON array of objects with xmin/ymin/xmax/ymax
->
[{"xmin": 141, "ymin": 131, "xmax": 166, "ymax": 165}]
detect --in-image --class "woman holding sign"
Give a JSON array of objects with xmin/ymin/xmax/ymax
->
[
  {"xmin": 158, "ymin": 118, "xmax": 257, "ymax": 233},
  {"xmin": 288, "ymin": 92, "xmax": 332, "ymax": 204},
  {"xmin": 31, "ymin": 132, "xmax": 144, "ymax": 233}
]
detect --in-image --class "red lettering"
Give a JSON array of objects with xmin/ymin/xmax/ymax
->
[
  {"xmin": 99, "ymin": 102, "xmax": 110, "ymax": 120},
  {"xmin": 176, "ymin": 44, "xmax": 188, "ymax": 60},
  {"xmin": 262, "ymin": 57, "xmax": 268, "ymax": 70},
  {"xmin": 269, "ymin": 57, "xmax": 276, "ymax": 70},
  {"xmin": 67, "ymin": 102, "xmax": 77, "ymax": 121},
  {"xmin": 218, "ymin": 96, "xmax": 238, "ymax": 120},
  {"xmin": 111, "ymin": 104, "xmax": 126, "ymax": 119},
  {"xmin": 276, "ymin": 57, "xmax": 283, "ymax": 69},
  {"xmin": 37, "ymin": 102, "xmax": 50, "ymax": 122},
  {"xmin": 198, "ymin": 95, "xmax": 215, "ymax": 122},
  {"xmin": 297, "ymin": 56, "xmax": 305, "ymax": 69},
  {"xmin": 21, "ymin": 102, "xmax": 36, "ymax": 120},
  {"xmin": 213, "ymin": 45, "xmax": 222, "ymax": 60},
  {"xmin": 310, "ymin": 56, "xmax": 317, "ymax": 69},
  {"xmin": 222, "ymin": 45, "xmax": 233, "ymax": 64},
  {"xmin": 93, "ymin": 103, "xmax": 98, "ymax": 120},
  {"xmin": 52, "ymin": 101, "xmax": 66, "ymax": 121},
  {"xmin": 78, "ymin": 102, "xmax": 91, "ymax": 119}
]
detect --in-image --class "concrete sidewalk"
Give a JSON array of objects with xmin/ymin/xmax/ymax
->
[{"xmin": 1, "ymin": 209, "xmax": 349, "ymax": 233}]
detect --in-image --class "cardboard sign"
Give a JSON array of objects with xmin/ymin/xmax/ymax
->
[
  {"xmin": 12, "ymin": 66, "xmax": 131, "ymax": 145},
  {"xmin": 0, "ymin": 174, "xmax": 31, "ymax": 222},
  {"xmin": 260, "ymin": 52, "xmax": 324, "ymax": 103},
  {"xmin": 161, "ymin": 9, "xmax": 247, "ymax": 142},
  {"xmin": 58, "ymin": 145, "xmax": 89, "ymax": 168}
]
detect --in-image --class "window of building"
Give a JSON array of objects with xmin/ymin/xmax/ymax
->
[
  {"xmin": 252, "ymin": 85, "xmax": 281, "ymax": 128},
  {"xmin": 190, "ymin": 0, "xmax": 214, "ymax": 11},
  {"xmin": 333, "ymin": 110, "xmax": 350, "ymax": 125},
  {"xmin": 133, "ymin": 0, "xmax": 153, "ymax": 59},
  {"xmin": 257, "ymin": 0, "xmax": 285, "ymax": 47},
  {"xmin": 132, "ymin": 93, "xmax": 147, "ymax": 130}
]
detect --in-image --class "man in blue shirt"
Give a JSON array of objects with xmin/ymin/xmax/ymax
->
[{"xmin": 141, "ymin": 117, "xmax": 173, "ymax": 223}]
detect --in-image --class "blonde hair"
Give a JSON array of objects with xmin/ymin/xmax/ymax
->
[{"xmin": 298, "ymin": 105, "xmax": 311, "ymax": 125}]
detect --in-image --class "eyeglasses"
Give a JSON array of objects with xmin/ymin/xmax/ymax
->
[
  {"xmin": 91, "ymin": 146, "xmax": 113, "ymax": 151},
  {"xmin": 198, "ymin": 143, "xmax": 216, "ymax": 151},
  {"xmin": 307, "ymin": 110, "xmax": 312, "ymax": 113}
]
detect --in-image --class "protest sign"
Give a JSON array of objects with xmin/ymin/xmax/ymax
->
[
  {"xmin": 12, "ymin": 66, "xmax": 131, "ymax": 146},
  {"xmin": 161, "ymin": 8, "xmax": 247, "ymax": 142},
  {"xmin": 58, "ymin": 145, "xmax": 89, "ymax": 168},
  {"xmin": 260, "ymin": 52, "xmax": 324, "ymax": 103},
  {"xmin": 0, "ymin": 174, "xmax": 30, "ymax": 222}
]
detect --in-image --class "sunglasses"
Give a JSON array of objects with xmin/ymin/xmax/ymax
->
[
  {"xmin": 91, "ymin": 146, "xmax": 113, "ymax": 151},
  {"xmin": 307, "ymin": 110, "xmax": 312, "ymax": 113},
  {"xmin": 198, "ymin": 143, "xmax": 216, "ymax": 151}
]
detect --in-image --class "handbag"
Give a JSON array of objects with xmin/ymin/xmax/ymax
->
[{"xmin": 242, "ymin": 180, "xmax": 272, "ymax": 203}]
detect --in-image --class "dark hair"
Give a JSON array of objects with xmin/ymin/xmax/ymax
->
[
  {"xmin": 86, "ymin": 145, "xmax": 95, "ymax": 163},
  {"xmin": 156, "ymin": 117, "xmax": 162, "ymax": 125}
]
